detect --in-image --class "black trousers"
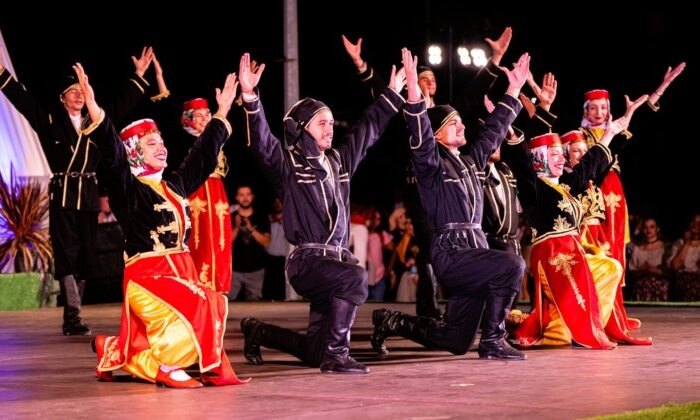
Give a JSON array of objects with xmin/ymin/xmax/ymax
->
[
  {"xmin": 285, "ymin": 250, "xmax": 369, "ymax": 366},
  {"xmin": 426, "ymin": 246, "xmax": 525, "ymax": 354},
  {"xmin": 49, "ymin": 206, "xmax": 98, "ymax": 279}
]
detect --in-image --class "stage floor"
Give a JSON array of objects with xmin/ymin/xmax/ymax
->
[{"xmin": 1, "ymin": 302, "xmax": 698, "ymax": 418}]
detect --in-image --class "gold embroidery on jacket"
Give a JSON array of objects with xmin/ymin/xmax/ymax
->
[
  {"xmin": 157, "ymin": 221, "xmax": 178, "ymax": 234},
  {"xmin": 557, "ymin": 198, "xmax": 574, "ymax": 215},
  {"xmin": 214, "ymin": 151, "xmax": 229, "ymax": 177},
  {"xmin": 553, "ymin": 216, "xmax": 572, "ymax": 232},
  {"xmin": 150, "ymin": 230, "xmax": 166, "ymax": 252}
]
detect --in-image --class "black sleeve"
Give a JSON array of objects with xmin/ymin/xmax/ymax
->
[
  {"xmin": 501, "ymin": 138, "xmax": 539, "ymax": 226},
  {"xmin": 560, "ymin": 143, "xmax": 613, "ymax": 195},
  {"xmin": 356, "ymin": 63, "xmax": 389, "ymax": 101},
  {"xmin": 104, "ymin": 73, "xmax": 150, "ymax": 127},
  {"xmin": 172, "ymin": 116, "xmax": 233, "ymax": 196}
]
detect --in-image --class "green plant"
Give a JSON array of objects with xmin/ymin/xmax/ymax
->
[{"xmin": 0, "ymin": 166, "xmax": 52, "ymax": 274}]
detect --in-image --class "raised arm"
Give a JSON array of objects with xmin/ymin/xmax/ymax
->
[
  {"xmin": 150, "ymin": 52, "xmax": 170, "ymax": 101},
  {"xmin": 342, "ymin": 35, "xmax": 366, "ymax": 73},
  {"xmin": 485, "ymin": 26, "xmax": 512, "ymax": 67},
  {"xmin": 107, "ymin": 46, "xmax": 154, "ymax": 126},
  {"xmin": 74, "ymin": 62, "xmax": 132, "ymax": 207},
  {"xmin": 341, "ymin": 35, "xmax": 387, "ymax": 100},
  {"xmin": 176, "ymin": 71, "xmax": 238, "ymax": 196},
  {"xmin": 403, "ymin": 48, "xmax": 439, "ymax": 184},
  {"xmin": 647, "ymin": 62, "xmax": 686, "ymax": 106},
  {"xmin": 465, "ymin": 52, "xmax": 528, "ymax": 169},
  {"xmin": 529, "ymin": 72, "xmax": 558, "ymax": 112},
  {"xmin": 238, "ymin": 53, "xmax": 286, "ymax": 190},
  {"xmin": 335, "ymin": 61, "xmax": 406, "ymax": 177},
  {"xmin": 0, "ymin": 50, "xmax": 53, "ymax": 142},
  {"xmin": 560, "ymin": 115, "xmax": 629, "ymax": 194}
]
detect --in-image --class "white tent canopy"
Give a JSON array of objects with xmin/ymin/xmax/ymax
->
[{"xmin": 0, "ymin": 28, "xmax": 52, "ymax": 181}]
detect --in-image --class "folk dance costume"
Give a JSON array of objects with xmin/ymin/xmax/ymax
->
[
  {"xmin": 580, "ymin": 89, "xmax": 652, "ymax": 331},
  {"xmin": 86, "ymin": 115, "xmax": 244, "ymax": 387},
  {"xmin": 373, "ymin": 97, "xmax": 526, "ymax": 360},
  {"xmin": 560, "ymin": 130, "xmax": 651, "ymax": 345},
  {"xmin": 240, "ymin": 88, "xmax": 406, "ymax": 374},
  {"xmin": 0, "ymin": 67, "xmax": 149, "ymax": 335},
  {"xmin": 181, "ymin": 98, "xmax": 233, "ymax": 293},
  {"xmin": 483, "ymin": 159, "xmax": 521, "ymax": 255},
  {"xmin": 508, "ymin": 130, "xmax": 631, "ymax": 349}
]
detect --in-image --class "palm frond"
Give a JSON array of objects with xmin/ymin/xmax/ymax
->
[{"xmin": 0, "ymin": 166, "xmax": 51, "ymax": 272}]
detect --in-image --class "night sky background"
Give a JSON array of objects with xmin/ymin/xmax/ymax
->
[{"xmin": 1, "ymin": 8, "xmax": 696, "ymax": 239}]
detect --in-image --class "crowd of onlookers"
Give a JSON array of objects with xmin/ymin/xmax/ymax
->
[
  {"xmin": 624, "ymin": 213, "xmax": 700, "ymax": 302},
  {"xmin": 224, "ymin": 187, "xmax": 699, "ymax": 303}
]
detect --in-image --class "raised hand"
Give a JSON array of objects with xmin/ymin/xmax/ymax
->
[
  {"xmin": 388, "ymin": 65, "xmax": 406, "ymax": 94},
  {"xmin": 238, "ymin": 53, "xmax": 266, "ymax": 95},
  {"xmin": 132, "ymin": 46, "xmax": 154, "ymax": 77},
  {"xmin": 662, "ymin": 62, "xmax": 686, "ymax": 88},
  {"xmin": 624, "ymin": 94, "xmax": 649, "ymax": 118},
  {"xmin": 402, "ymin": 48, "xmax": 420, "ymax": 102},
  {"xmin": 72, "ymin": 63, "xmax": 100, "ymax": 122},
  {"xmin": 518, "ymin": 93, "xmax": 536, "ymax": 118},
  {"xmin": 342, "ymin": 35, "xmax": 364, "ymax": 70},
  {"xmin": 536, "ymin": 72, "xmax": 557, "ymax": 111},
  {"xmin": 485, "ymin": 26, "xmax": 512, "ymax": 66},
  {"xmin": 152, "ymin": 52, "xmax": 169, "ymax": 95},
  {"xmin": 215, "ymin": 72, "xmax": 239, "ymax": 117},
  {"xmin": 499, "ymin": 52, "xmax": 530, "ymax": 97},
  {"xmin": 649, "ymin": 62, "xmax": 686, "ymax": 104},
  {"xmin": 598, "ymin": 114, "xmax": 631, "ymax": 147}
]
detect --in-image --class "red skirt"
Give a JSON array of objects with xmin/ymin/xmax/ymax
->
[
  {"xmin": 97, "ymin": 251, "xmax": 230, "ymax": 373},
  {"xmin": 514, "ymin": 234, "xmax": 615, "ymax": 349},
  {"xmin": 188, "ymin": 177, "xmax": 232, "ymax": 293}
]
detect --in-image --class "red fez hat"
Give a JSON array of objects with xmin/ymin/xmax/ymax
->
[
  {"xmin": 119, "ymin": 118, "xmax": 159, "ymax": 142},
  {"xmin": 183, "ymin": 98, "xmax": 209, "ymax": 112},
  {"xmin": 584, "ymin": 89, "xmax": 609, "ymax": 101},
  {"xmin": 529, "ymin": 133, "xmax": 562, "ymax": 149},
  {"xmin": 560, "ymin": 130, "xmax": 586, "ymax": 144}
]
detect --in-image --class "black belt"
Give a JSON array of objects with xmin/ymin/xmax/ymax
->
[
  {"xmin": 53, "ymin": 172, "xmax": 97, "ymax": 178},
  {"xmin": 437, "ymin": 222, "xmax": 482, "ymax": 233},
  {"xmin": 294, "ymin": 243, "xmax": 350, "ymax": 255}
]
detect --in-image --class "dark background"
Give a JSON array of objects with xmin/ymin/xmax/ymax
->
[{"xmin": 1, "ymin": 8, "xmax": 696, "ymax": 239}]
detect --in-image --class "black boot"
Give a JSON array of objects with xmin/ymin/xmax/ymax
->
[
  {"xmin": 240, "ymin": 318, "xmax": 306, "ymax": 365},
  {"xmin": 415, "ymin": 262, "xmax": 442, "ymax": 320},
  {"xmin": 60, "ymin": 275, "xmax": 90, "ymax": 336},
  {"xmin": 77, "ymin": 279, "xmax": 86, "ymax": 300},
  {"xmin": 319, "ymin": 297, "xmax": 368, "ymax": 374},
  {"xmin": 370, "ymin": 308, "xmax": 437, "ymax": 354},
  {"xmin": 478, "ymin": 295, "xmax": 526, "ymax": 360}
]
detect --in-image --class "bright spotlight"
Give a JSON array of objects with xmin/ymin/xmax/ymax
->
[
  {"xmin": 457, "ymin": 46, "xmax": 471, "ymax": 66},
  {"xmin": 470, "ymin": 48, "xmax": 487, "ymax": 67},
  {"xmin": 427, "ymin": 45, "xmax": 443, "ymax": 65}
]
